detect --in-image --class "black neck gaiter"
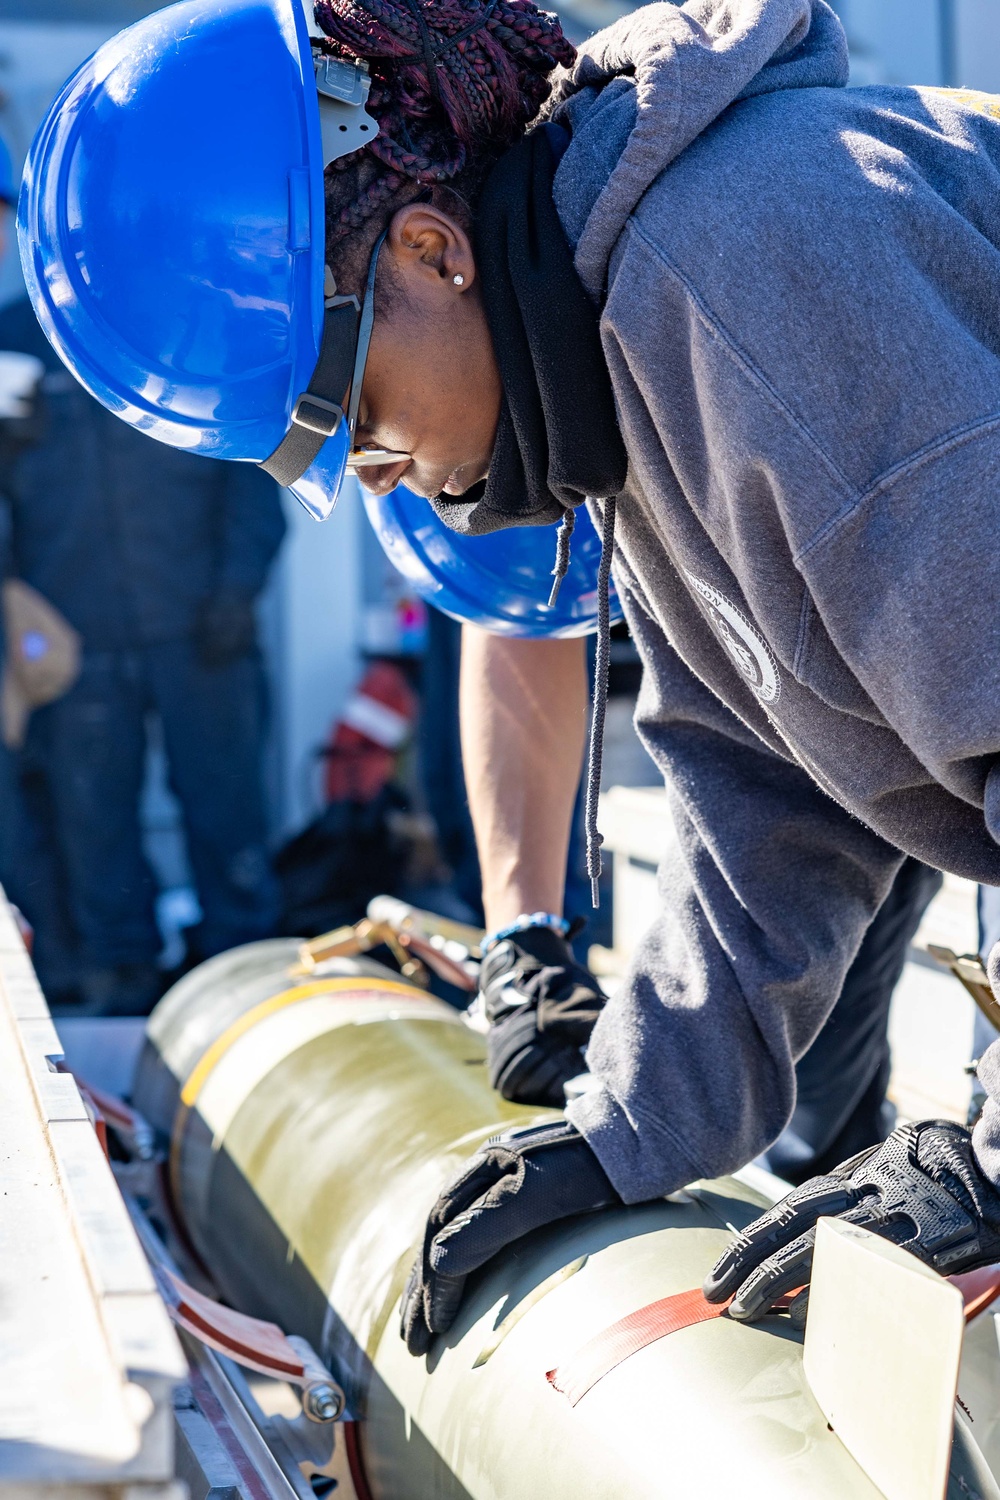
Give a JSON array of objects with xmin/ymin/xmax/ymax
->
[{"xmin": 429, "ymin": 123, "xmax": 627, "ymax": 537}]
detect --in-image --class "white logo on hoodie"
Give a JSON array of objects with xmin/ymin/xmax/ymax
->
[{"xmin": 685, "ymin": 573, "xmax": 780, "ymax": 705}]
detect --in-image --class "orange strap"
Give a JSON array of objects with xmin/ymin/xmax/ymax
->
[
  {"xmin": 546, "ymin": 1287, "xmax": 734, "ymax": 1406},
  {"xmin": 954, "ymin": 1263, "xmax": 1000, "ymax": 1322},
  {"xmin": 546, "ymin": 1264, "xmax": 1000, "ymax": 1408},
  {"xmin": 160, "ymin": 1267, "xmax": 306, "ymax": 1379}
]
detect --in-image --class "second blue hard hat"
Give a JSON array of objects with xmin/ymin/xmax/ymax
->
[
  {"xmin": 0, "ymin": 136, "xmax": 14, "ymax": 207},
  {"xmin": 364, "ymin": 486, "xmax": 623, "ymax": 638}
]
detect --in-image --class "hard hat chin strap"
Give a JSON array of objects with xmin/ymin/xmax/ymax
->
[
  {"xmin": 260, "ymin": 223, "xmax": 391, "ymax": 489},
  {"xmin": 259, "ymin": 56, "xmax": 379, "ymax": 489},
  {"xmin": 259, "ymin": 296, "xmax": 359, "ymax": 487}
]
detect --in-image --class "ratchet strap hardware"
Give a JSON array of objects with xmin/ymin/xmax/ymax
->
[
  {"xmin": 295, "ymin": 906, "xmax": 479, "ymax": 992},
  {"xmin": 927, "ymin": 945, "xmax": 1000, "ymax": 1031}
]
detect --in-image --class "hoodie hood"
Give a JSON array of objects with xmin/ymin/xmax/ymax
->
[{"xmin": 548, "ymin": 0, "xmax": 849, "ymax": 298}]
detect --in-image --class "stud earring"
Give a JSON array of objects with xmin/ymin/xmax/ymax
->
[{"xmin": 453, "ymin": 273, "xmax": 465, "ymax": 286}]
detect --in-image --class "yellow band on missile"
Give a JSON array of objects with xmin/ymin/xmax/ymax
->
[{"xmin": 179, "ymin": 976, "xmax": 423, "ymax": 1110}]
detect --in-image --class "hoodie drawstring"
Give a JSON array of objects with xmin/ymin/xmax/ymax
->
[
  {"xmin": 545, "ymin": 498, "xmax": 616, "ymax": 908},
  {"xmin": 548, "ymin": 506, "xmax": 576, "ymax": 607},
  {"xmin": 584, "ymin": 494, "xmax": 616, "ymax": 907}
]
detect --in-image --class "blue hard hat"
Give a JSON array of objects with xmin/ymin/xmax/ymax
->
[
  {"xmin": 18, "ymin": 0, "xmax": 361, "ymax": 515},
  {"xmin": 363, "ymin": 486, "xmax": 624, "ymax": 638},
  {"xmin": 0, "ymin": 137, "xmax": 14, "ymax": 207}
]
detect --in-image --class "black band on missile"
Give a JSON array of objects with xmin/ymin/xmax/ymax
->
[{"xmin": 260, "ymin": 298, "xmax": 360, "ymax": 488}]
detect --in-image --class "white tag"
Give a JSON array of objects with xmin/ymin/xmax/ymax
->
[{"xmin": 804, "ymin": 1218, "xmax": 964, "ymax": 1500}]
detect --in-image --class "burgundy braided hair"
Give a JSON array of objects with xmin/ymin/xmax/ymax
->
[{"xmin": 314, "ymin": 0, "xmax": 575, "ymax": 280}]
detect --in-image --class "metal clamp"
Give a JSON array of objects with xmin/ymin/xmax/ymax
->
[
  {"xmin": 288, "ymin": 1336, "xmax": 346, "ymax": 1424},
  {"xmin": 927, "ymin": 944, "xmax": 1000, "ymax": 1030},
  {"xmin": 292, "ymin": 906, "xmax": 480, "ymax": 993},
  {"xmin": 315, "ymin": 55, "xmax": 370, "ymax": 107},
  {"xmin": 313, "ymin": 55, "xmax": 377, "ymax": 167}
]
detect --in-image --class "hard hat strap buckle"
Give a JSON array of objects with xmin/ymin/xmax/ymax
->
[
  {"xmin": 259, "ymin": 297, "xmax": 360, "ymax": 488},
  {"xmin": 291, "ymin": 392, "xmax": 345, "ymax": 438}
]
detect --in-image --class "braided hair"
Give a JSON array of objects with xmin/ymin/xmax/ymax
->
[{"xmin": 314, "ymin": 0, "xmax": 575, "ymax": 286}]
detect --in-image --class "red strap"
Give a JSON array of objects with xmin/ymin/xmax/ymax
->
[
  {"xmin": 546, "ymin": 1285, "xmax": 812, "ymax": 1406},
  {"xmin": 343, "ymin": 1421, "xmax": 375, "ymax": 1500},
  {"xmin": 955, "ymin": 1263, "xmax": 1000, "ymax": 1322},
  {"xmin": 547, "ymin": 1263, "xmax": 1000, "ymax": 1408},
  {"xmin": 546, "ymin": 1288, "xmax": 734, "ymax": 1406},
  {"xmin": 161, "ymin": 1268, "xmax": 306, "ymax": 1379}
]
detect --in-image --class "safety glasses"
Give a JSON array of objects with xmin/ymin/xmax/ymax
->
[
  {"xmin": 344, "ymin": 231, "xmax": 411, "ymax": 471},
  {"xmin": 274, "ymin": 228, "xmax": 411, "ymax": 523}
]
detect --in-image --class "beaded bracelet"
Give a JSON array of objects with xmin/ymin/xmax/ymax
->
[{"xmin": 481, "ymin": 911, "xmax": 570, "ymax": 954}]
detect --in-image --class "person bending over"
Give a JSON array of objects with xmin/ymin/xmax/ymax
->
[
  {"xmin": 294, "ymin": 0, "xmax": 1000, "ymax": 1348},
  {"xmin": 24, "ymin": 0, "xmax": 1000, "ymax": 1351}
]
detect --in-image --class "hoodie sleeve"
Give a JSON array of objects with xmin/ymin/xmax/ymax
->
[
  {"xmin": 802, "ymin": 425, "xmax": 1000, "ymax": 1191},
  {"xmin": 567, "ymin": 587, "xmax": 904, "ymax": 1202},
  {"xmin": 801, "ymin": 425, "xmax": 1000, "ymax": 847}
]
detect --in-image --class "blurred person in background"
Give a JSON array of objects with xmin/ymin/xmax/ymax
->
[
  {"xmin": 0, "ymin": 285, "xmax": 286, "ymax": 1013},
  {"xmin": 0, "ymin": 132, "xmax": 47, "ymax": 892},
  {"xmin": 0, "ymin": 130, "xmax": 19, "ymax": 887}
]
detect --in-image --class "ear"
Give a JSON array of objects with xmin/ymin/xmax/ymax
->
[{"xmin": 386, "ymin": 202, "xmax": 478, "ymax": 295}]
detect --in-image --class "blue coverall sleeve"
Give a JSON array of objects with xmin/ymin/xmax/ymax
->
[
  {"xmin": 215, "ymin": 462, "xmax": 287, "ymax": 597},
  {"xmin": 567, "ymin": 592, "xmax": 905, "ymax": 1203}
]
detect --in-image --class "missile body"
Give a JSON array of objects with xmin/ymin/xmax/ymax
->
[{"xmin": 134, "ymin": 941, "xmax": 996, "ymax": 1500}]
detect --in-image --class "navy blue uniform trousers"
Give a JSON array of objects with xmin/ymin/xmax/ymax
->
[
  {"xmin": 761, "ymin": 857, "xmax": 942, "ymax": 1183},
  {"xmin": 13, "ymin": 639, "xmax": 276, "ymax": 988}
]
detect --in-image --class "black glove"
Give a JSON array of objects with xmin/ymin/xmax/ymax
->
[
  {"xmin": 194, "ymin": 586, "xmax": 257, "ymax": 668},
  {"xmin": 482, "ymin": 924, "xmax": 607, "ymax": 1106},
  {"xmin": 703, "ymin": 1120, "xmax": 1000, "ymax": 1322},
  {"xmin": 400, "ymin": 1120, "xmax": 620, "ymax": 1355}
]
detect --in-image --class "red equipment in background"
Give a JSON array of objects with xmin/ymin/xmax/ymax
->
[{"xmin": 321, "ymin": 661, "xmax": 417, "ymax": 803}]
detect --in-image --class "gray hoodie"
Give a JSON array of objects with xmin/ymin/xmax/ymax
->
[{"xmin": 549, "ymin": 0, "xmax": 1000, "ymax": 1197}]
